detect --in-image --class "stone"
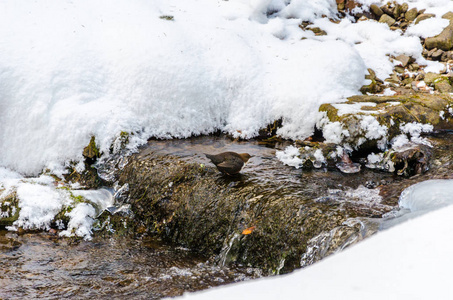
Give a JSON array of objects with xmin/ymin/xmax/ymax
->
[
  {"xmin": 379, "ymin": 14, "xmax": 396, "ymax": 27},
  {"xmin": 415, "ymin": 13, "xmax": 436, "ymax": 25},
  {"xmin": 424, "ymin": 72, "xmax": 443, "ymax": 85},
  {"xmin": 432, "ymin": 49, "xmax": 445, "ymax": 60},
  {"xmin": 381, "ymin": 5, "xmax": 394, "ymax": 17},
  {"xmin": 435, "ymin": 80, "xmax": 453, "ymax": 93},
  {"xmin": 425, "ymin": 22, "xmax": 453, "ymax": 51},
  {"xmin": 370, "ymin": 4, "xmax": 383, "ymax": 18},
  {"xmin": 400, "ymin": 3, "xmax": 409, "ymax": 13},
  {"xmin": 427, "ymin": 48, "xmax": 438, "ymax": 57},
  {"xmin": 393, "ymin": 4, "xmax": 402, "ymax": 19},
  {"xmin": 405, "ymin": 7, "xmax": 418, "ymax": 22},
  {"xmin": 442, "ymin": 12, "xmax": 453, "ymax": 21},
  {"xmin": 395, "ymin": 66, "xmax": 405, "ymax": 74},
  {"xmin": 395, "ymin": 55, "xmax": 411, "ymax": 67},
  {"xmin": 336, "ymin": 0, "xmax": 345, "ymax": 11},
  {"xmin": 408, "ymin": 63, "xmax": 420, "ymax": 71},
  {"xmin": 441, "ymin": 51, "xmax": 453, "ymax": 62}
]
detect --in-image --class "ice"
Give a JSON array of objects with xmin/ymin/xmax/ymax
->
[{"xmin": 399, "ymin": 179, "xmax": 453, "ymax": 212}]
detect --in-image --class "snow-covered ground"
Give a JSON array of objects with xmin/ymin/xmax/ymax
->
[{"xmin": 1, "ymin": 0, "xmax": 453, "ymax": 293}]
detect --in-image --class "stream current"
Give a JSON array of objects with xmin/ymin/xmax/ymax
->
[{"xmin": 3, "ymin": 133, "xmax": 453, "ymax": 299}]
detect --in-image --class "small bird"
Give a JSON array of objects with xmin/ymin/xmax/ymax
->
[{"xmin": 205, "ymin": 152, "xmax": 252, "ymax": 176}]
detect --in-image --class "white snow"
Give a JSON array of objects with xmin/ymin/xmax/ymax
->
[
  {"xmin": 275, "ymin": 145, "xmax": 302, "ymax": 169},
  {"xmin": 1, "ymin": 0, "xmax": 453, "ymax": 294}
]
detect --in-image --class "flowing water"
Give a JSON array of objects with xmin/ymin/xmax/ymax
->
[{"xmin": 3, "ymin": 133, "xmax": 453, "ymax": 299}]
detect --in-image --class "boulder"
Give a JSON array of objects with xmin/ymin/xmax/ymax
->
[{"xmin": 425, "ymin": 21, "xmax": 453, "ymax": 50}]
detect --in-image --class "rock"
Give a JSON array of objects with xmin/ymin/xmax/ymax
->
[
  {"xmin": 434, "ymin": 80, "xmax": 453, "ymax": 93},
  {"xmin": 424, "ymin": 72, "xmax": 443, "ymax": 85},
  {"xmin": 0, "ymin": 193, "xmax": 19, "ymax": 226},
  {"xmin": 395, "ymin": 55, "xmax": 412, "ymax": 67},
  {"xmin": 405, "ymin": 7, "xmax": 418, "ymax": 22},
  {"xmin": 400, "ymin": 3, "xmax": 409, "ymax": 13},
  {"xmin": 415, "ymin": 13, "xmax": 436, "ymax": 25},
  {"xmin": 309, "ymin": 27, "xmax": 327, "ymax": 36},
  {"xmin": 370, "ymin": 4, "xmax": 383, "ymax": 18},
  {"xmin": 118, "ymin": 151, "xmax": 353, "ymax": 273},
  {"xmin": 318, "ymin": 94, "xmax": 453, "ymax": 151},
  {"xmin": 441, "ymin": 51, "xmax": 453, "ymax": 62},
  {"xmin": 360, "ymin": 68, "xmax": 384, "ymax": 94},
  {"xmin": 379, "ymin": 14, "xmax": 396, "ymax": 27},
  {"xmin": 381, "ymin": 5, "xmax": 394, "ymax": 18},
  {"xmin": 432, "ymin": 49, "xmax": 445, "ymax": 60},
  {"xmin": 425, "ymin": 21, "xmax": 453, "ymax": 50},
  {"xmin": 393, "ymin": 4, "xmax": 402, "ymax": 19},
  {"xmin": 408, "ymin": 63, "xmax": 420, "ymax": 71},
  {"xmin": 336, "ymin": 0, "xmax": 345, "ymax": 11},
  {"xmin": 443, "ymin": 12, "xmax": 453, "ymax": 21}
]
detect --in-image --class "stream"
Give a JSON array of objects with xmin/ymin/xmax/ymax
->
[{"xmin": 2, "ymin": 133, "xmax": 453, "ymax": 299}]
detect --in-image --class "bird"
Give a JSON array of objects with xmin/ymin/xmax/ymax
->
[{"xmin": 204, "ymin": 152, "xmax": 252, "ymax": 176}]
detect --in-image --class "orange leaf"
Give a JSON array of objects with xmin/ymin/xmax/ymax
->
[{"xmin": 242, "ymin": 226, "xmax": 256, "ymax": 235}]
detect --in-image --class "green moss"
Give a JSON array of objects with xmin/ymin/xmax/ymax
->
[
  {"xmin": 159, "ymin": 15, "xmax": 174, "ymax": 21},
  {"xmin": 83, "ymin": 136, "xmax": 101, "ymax": 161}
]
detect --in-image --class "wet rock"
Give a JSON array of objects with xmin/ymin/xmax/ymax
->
[
  {"xmin": 405, "ymin": 7, "xmax": 418, "ymax": 22},
  {"xmin": 415, "ymin": 13, "xmax": 435, "ymax": 25},
  {"xmin": 380, "ymin": 143, "xmax": 432, "ymax": 177},
  {"xmin": 117, "ymin": 151, "xmax": 361, "ymax": 273},
  {"xmin": 379, "ymin": 14, "xmax": 396, "ymax": 27}
]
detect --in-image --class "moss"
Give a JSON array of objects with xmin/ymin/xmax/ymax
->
[
  {"xmin": 0, "ymin": 193, "xmax": 20, "ymax": 226},
  {"xmin": 83, "ymin": 136, "xmax": 101, "ymax": 163},
  {"xmin": 159, "ymin": 15, "xmax": 174, "ymax": 21}
]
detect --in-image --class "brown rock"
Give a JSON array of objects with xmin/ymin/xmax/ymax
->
[
  {"xmin": 405, "ymin": 7, "xmax": 418, "ymax": 22},
  {"xmin": 434, "ymin": 80, "xmax": 453, "ymax": 93},
  {"xmin": 400, "ymin": 3, "xmax": 409, "ymax": 13},
  {"xmin": 370, "ymin": 4, "xmax": 383, "ymax": 18},
  {"xmin": 442, "ymin": 12, "xmax": 453, "ymax": 21},
  {"xmin": 432, "ymin": 49, "xmax": 445, "ymax": 60},
  {"xmin": 425, "ymin": 21, "xmax": 453, "ymax": 51},
  {"xmin": 379, "ymin": 14, "xmax": 396, "ymax": 27},
  {"xmin": 441, "ymin": 51, "xmax": 453, "ymax": 61},
  {"xmin": 415, "ymin": 13, "xmax": 436, "ymax": 25},
  {"xmin": 381, "ymin": 5, "xmax": 394, "ymax": 17},
  {"xmin": 395, "ymin": 55, "xmax": 412, "ymax": 67}
]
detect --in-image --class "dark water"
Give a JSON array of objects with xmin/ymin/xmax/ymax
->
[{"xmin": 0, "ymin": 230, "xmax": 260, "ymax": 299}]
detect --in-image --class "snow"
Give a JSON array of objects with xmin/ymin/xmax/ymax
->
[
  {"xmin": 275, "ymin": 145, "xmax": 303, "ymax": 169},
  {"xmin": 0, "ymin": 0, "xmax": 453, "ymax": 292},
  {"xmin": 181, "ymin": 180, "xmax": 453, "ymax": 300}
]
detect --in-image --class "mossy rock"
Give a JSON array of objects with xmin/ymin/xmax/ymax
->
[
  {"xmin": 0, "ymin": 193, "xmax": 20, "ymax": 226},
  {"xmin": 117, "ymin": 152, "xmax": 361, "ymax": 273},
  {"xmin": 319, "ymin": 94, "xmax": 453, "ymax": 149}
]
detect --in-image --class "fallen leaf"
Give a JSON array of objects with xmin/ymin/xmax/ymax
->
[{"xmin": 242, "ymin": 226, "xmax": 256, "ymax": 235}]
